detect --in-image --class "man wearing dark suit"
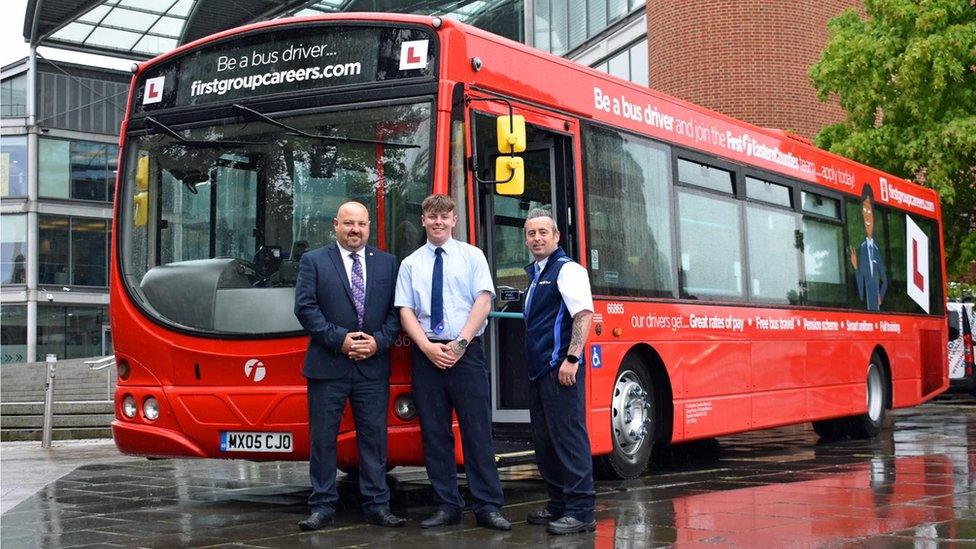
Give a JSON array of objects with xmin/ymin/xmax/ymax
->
[
  {"xmin": 294, "ymin": 201, "xmax": 405, "ymax": 531},
  {"xmin": 850, "ymin": 187, "xmax": 887, "ymax": 311}
]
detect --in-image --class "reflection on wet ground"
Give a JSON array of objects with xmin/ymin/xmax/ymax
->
[{"xmin": 1, "ymin": 398, "xmax": 974, "ymax": 547}]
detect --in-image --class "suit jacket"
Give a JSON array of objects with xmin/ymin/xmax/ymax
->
[
  {"xmin": 855, "ymin": 239, "xmax": 888, "ymax": 311},
  {"xmin": 294, "ymin": 243, "xmax": 400, "ymax": 380}
]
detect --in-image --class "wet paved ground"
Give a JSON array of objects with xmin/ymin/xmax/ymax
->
[{"xmin": 1, "ymin": 396, "xmax": 974, "ymax": 548}]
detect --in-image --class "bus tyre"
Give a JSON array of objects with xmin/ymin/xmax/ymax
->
[
  {"xmin": 844, "ymin": 358, "xmax": 888, "ymax": 439},
  {"xmin": 594, "ymin": 358, "xmax": 656, "ymax": 480},
  {"xmin": 811, "ymin": 418, "xmax": 845, "ymax": 440}
]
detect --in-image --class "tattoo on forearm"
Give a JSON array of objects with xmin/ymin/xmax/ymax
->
[
  {"xmin": 569, "ymin": 314, "xmax": 587, "ymax": 355},
  {"xmin": 450, "ymin": 341, "xmax": 464, "ymax": 355}
]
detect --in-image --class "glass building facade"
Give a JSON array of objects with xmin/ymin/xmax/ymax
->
[{"xmin": 0, "ymin": 58, "xmax": 125, "ymax": 364}]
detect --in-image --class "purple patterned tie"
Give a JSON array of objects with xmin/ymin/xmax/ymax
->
[{"xmin": 350, "ymin": 252, "xmax": 365, "ymax": 328}]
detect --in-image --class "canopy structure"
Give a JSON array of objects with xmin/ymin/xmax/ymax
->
[{"xmin": 23, "ymin": 0, "xmax": 522, "ymax": 61}]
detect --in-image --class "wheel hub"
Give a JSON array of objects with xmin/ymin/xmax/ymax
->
[
  {"xmin": 867, "ymin": 364, "xmax": 883, "ymax": 422},
  {"xmin": 612, "ymin": 372, "xmax": 651, "ymax": 456}
]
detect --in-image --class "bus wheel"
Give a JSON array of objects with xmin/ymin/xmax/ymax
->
[
  {"xmin": 844, "ymin": 358, "xmax": 887, "ymax": 439},
  {"xmin": 595, "ymin": 358, "xmax": 655, "ymax": 479},
  {"xmin": 812, "ymin": 418, "xmax": 845, "ymax": 440}
]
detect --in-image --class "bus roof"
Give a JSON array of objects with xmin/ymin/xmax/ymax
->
[
  {"xmin": 449, "ymin": 18, "xmax": 940, "ymax": 220},
  {"xmin": 132, "ymin": 11, "xmax": 941, "ymax": 220}
]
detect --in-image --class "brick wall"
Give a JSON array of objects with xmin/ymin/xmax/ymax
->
[{"xmin": 646, "ymin": 0, "xmax": 860, "ymax": 139}]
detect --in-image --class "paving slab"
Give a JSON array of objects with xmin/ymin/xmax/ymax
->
[{"xmin": 1, "ymin": 397, "xmax": 974, "ymax": 547}]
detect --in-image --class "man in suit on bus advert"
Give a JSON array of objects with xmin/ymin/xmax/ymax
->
[
  {"xmin": 294, "ymin": 201, "xmax": 405, "ymax": 531},
  {"xmin": 521, "ymin": 209, "xmax": 597, "ymax": 535},
  {"xmin": 850, "ymin": 186, "xmax": 888, "ymax": 311},
  {"xmin": 395, "ymin": 193, "xmax": 511, "ymax": 531}
]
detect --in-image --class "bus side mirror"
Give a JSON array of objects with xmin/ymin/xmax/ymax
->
[
  {"xmin": 133, "ymin": 192, "xmax": 148, "ymax": 227},
  {"xmin": 133, "ymin": 156, "xmax": 150, "ymax": 227},
  {"xmin": 495, "ymin": 114, "xmax": 525, "ymax": 196},
  {"xmin": 495, "ymin": 156, "xmax": 524, "ymax": 196},
  {"xmin": 496, "ymin": 114, "xmax": 526, "ymax": 154},
  {"xmin": 136, "ymin": 155, "xmax": 150, "ymax": 191}
]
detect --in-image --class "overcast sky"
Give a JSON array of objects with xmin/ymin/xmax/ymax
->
[{"xmin": 2, "ymin": 0, "xmax": 132, "ymax": 71}]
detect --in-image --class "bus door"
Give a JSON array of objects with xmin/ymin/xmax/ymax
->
[{"xmin": 470, "ymin": 108, "xmax": 578, "ymax": 425}]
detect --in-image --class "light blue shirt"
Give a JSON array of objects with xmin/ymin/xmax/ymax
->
[{"xmin": 395, "ymin": 238, "xmax": 495, "ymax": 340}]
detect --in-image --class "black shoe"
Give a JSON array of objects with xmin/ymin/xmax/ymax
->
[
  {"xmin": 420, "ymin": 509, "xmax": 462, "ymax": 529},
  {"xmin": 366, "ymin": 508, "xmax": 406, "ymax": 528},
  {"xmin": 526, "ymin": 507, "xmax": 558, "ymax": 525},
  {"xmin": 475, "ymin": 511, "xmax": 511, "ymax": 531},
  {"xmin": 298, "ymin": 511, "xmax": 334, "ymax": 531},
  {"xmin": 547, "ymin": 516, "xmax": 596, "ymax": 535}
]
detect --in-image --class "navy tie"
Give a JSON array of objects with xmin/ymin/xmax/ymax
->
[{"xmin": 431, "ymin": 247, "xmax": 445, "ymax": 334}]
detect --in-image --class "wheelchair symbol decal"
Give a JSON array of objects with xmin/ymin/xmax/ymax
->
[{"xmin": 591, "ymin": 345, "xmax": 602, "ymax": 369}]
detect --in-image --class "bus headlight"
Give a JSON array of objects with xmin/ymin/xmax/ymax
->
[
  {"xmin": 394, "ymin": 394, "xmax": 417, "ymax": 421},
  {"xmin": 122, "ymin": 395, "xmax": 137, "ymax": 418},
  {"xmin": 143, "ymin": 397, "xmax": 160, "ymax": 421}
]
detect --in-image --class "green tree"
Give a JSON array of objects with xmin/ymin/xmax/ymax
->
[{"xmin": 810, "ymin": 0, "xmax": 976, "ymax": 281}]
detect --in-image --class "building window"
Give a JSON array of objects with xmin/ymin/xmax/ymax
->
[
  {"xmin": 1, "ymin": 74, "xmax": 27, "ymax": 118},
  {"xmin": 594, "ymin": 38, "xmax": 648, "ymax": 86},
  {"xmin": 39, "ymin": 215, "xmax": 110, "ymax": 287},
  {"xmin": 1, "ymin": 135, "xmax": 28, "ymax": 198},
  {"xmin": 1, "ymin": 215, "xmax": 27, "ymax": 284},
  {"xmin": 0, "ymin": 305, "xmax": 28, "ymax": 364},
  {"xmin": 534, "ymin": 0, "xmax": 646, "ymax": 55},
  {"xmin": 39, "ymin": 138, "xmax": 119, "ymax": 202},
  {"xmin": 37, "ymin": 305, "xmax": 110, "ymax": 360}
]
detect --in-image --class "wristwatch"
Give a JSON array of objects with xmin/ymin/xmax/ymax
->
[
  {"xmin": 454, "ymin": 337, "xmax": 469, "ymax": 351},
  {"xmin": 565, "ymin": 354, "xmax": 580, "ymax": 364}
]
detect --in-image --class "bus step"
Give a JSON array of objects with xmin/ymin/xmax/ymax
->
[{"xmin": 494, "ymin": 439, "xmax": 535, "ymax": 467}]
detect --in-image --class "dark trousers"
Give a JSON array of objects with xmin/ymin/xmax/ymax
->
[
  {"xmin": 411, "ymin": 339, "xmax": 504, "ymax": 514},
  {"xmin": 307, "ymin": 369, "xmax": 390, "ymax": 514},
  {"xmin": 530, "ymin": 366, "xmax": 595, "ymax": 522}
]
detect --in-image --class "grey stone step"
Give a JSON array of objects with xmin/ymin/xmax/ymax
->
[
  {"xmin": 1, "ymin": 401, "xmax": 113, "ymax": 415},
  {"xmin": 1, "ymin": 427, "xmax": 113, "ymax": 442},
  {"xmin": 1, "ymin": 414, "xmax": 115, "ymax": 429}
]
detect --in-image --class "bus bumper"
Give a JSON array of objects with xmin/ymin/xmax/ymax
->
[{"xmin": 112, "ymin": 420, "xmax": 209, "ymax": 458}]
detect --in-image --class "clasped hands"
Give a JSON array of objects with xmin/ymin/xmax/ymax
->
[
  {"xmin": 423, "ymin": 340, "xmax": 466, "ymax": 370},
  {"xmin": 341, "ymin": 332, "xmax": 378, "ymax": 361}
]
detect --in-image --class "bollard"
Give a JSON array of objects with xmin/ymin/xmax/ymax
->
[{"xmin": 41, "ymin": 354, "xmax": 57, "ymax": 448}]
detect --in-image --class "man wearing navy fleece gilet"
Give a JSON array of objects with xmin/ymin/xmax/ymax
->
[{"xmin": 521, "ymin": 208, "xmax": 596, "ymax": 535}]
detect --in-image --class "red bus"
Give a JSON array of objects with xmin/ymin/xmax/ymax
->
[{"xmin": 111, "ymin": 13, "xmax": 948, "ymax": 479}]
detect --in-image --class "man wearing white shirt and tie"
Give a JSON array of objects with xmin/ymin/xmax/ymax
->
[
  {"xmin": 394, "ymin": 194, "xmax": 510, "ymax": 531},
  {"xmin": 850, "ymin": 186, "xmax": 888, "ymax": 311}
]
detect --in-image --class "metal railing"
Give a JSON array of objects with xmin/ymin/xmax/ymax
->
[{"xmin": 38, "ymin": 355, "xmax": 116, "ymax": 448}]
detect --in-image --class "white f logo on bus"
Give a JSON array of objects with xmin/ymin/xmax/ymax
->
[{"xmin": 244, "ymin": 359, "xmax": 266, "ymax": 382}]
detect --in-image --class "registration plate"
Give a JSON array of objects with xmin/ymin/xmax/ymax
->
[{"xmin": 220, "ymin": 431, "xmax": 293, "ymax": 453}]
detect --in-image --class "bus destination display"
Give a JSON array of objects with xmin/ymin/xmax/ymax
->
[{"xmin": 134, "ymin": 25, "xmax": 436, "ymax": 112}]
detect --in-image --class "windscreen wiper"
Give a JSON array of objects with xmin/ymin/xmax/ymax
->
[
  {"xmin": 144, "ymin": 117, "xmax": 261, "ymax": 147},
  {"xmin": 232, "ymin": 104, "xmax": 419, "ymax": 149}
]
